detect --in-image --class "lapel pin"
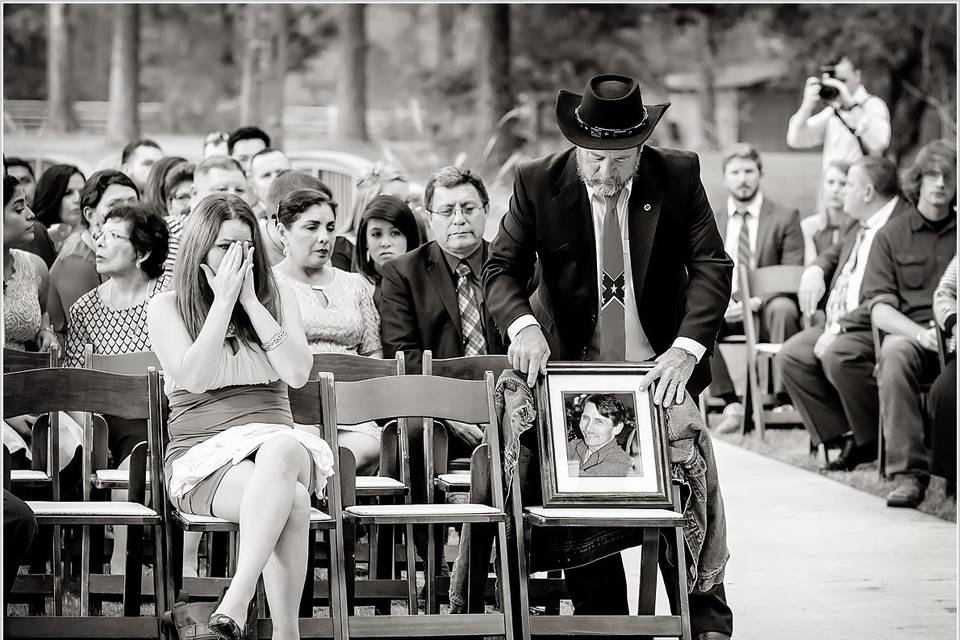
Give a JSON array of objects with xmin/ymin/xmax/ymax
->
[{"xmin": 643, "ymin": 203, "xmax": 652, "ymax": 212}]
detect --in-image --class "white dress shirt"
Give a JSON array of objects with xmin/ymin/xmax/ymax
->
[
  {"xmin": 841, "ymin": 196, "xmax": 898, "ymax": 312},
  {"xmin": 786, "ymin": 85, "xmax": 891, "ymax": 172},
  {"xmin": 723, "ymin": 193, "xmax": 763, "ymax": 295},
  {"xmin": 506, "ymin": 181, "xmax": 706, "ymax": 362}
]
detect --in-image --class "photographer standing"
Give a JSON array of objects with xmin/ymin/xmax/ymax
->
[{"xmin": 787, "ymin": 54, "xmax": 891, "ymax": 170}]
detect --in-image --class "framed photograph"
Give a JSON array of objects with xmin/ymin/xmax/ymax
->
[{"xmin": 535, "ymin": 362, "xmax": 671, "ymax": 508}]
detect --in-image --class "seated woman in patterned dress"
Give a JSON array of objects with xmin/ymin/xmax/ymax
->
[
  {"xmin": 64, "ymin": 202, "xmax": 185, "ymax": 575},
  {"xmin": 148, "ymin": 193, "xmax": 330, "ymax": 640},
  {"xmin": 272, "ymin": 189, "xmax": 384, "ymax": 474},
  {"xmin": 3, "ymin": 175, "xmax": 83, "ymax": 479}
]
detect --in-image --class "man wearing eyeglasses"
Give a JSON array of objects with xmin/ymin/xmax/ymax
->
[
  {"xmin": 483, "ymin": 74, "xmax": 733, "ymax": 640},
  {"xmin": 379, "ymin": 166, "xmax": 506, "ymax": 597}
]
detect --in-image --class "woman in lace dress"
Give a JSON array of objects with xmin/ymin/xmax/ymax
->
[
  {"xmin": 3, "ymin": 175, "xmax": 83, "ymax": 480},
  {"xmin": 148, "ymin": 193, "xmax": 327, "ymax": 640},
  {"xmin": 272, "ymin": 188, "xmax": 384, "ymax": 473},
  {"xmin": 64, "ymin": 203, "xmax": 179, "ymax": 576}
]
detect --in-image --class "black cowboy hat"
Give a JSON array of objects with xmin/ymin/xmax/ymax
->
[{"xmin": 556, "ymin": 74, "xmax": 670, "ymax": 150}]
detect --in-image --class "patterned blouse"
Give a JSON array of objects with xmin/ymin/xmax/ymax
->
[
  {"xmin": 3, "ymin": 249, "xmax": 43, "ymax": 350},
  {"xmin": 273, "ymin": 267, "xmax": 381, "ymax": 356},
  {"xmin": 65, "ymin": 273, "xmax": 173, "ymax": 368}
]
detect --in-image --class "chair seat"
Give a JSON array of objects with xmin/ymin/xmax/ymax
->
[
  {"xmin": 719, "ymin": 335, "xmax": 746, "ymax": 344},
  {"xmin": 10, "ymin": 469, "xmax": 51, "ymax": 487},
  {"xmin": 175, "ymin": 507, "xmax": 333, "ymax": 532},
  {"xmin": 27, "ymin": 500, "xmax": 159, "ymax": 525},
  {"xmin": 93, "ymin": 469, "xmax": 151, "ymax": 490},
  {"xmin": 755, "ymin": 342, "xmax": 782, "ymax": 355},
  {"xmin": 524, "ymin": 506, "xmax": 683, "ymax": 528},
  {"xmin": 355, "ymin": 475, "xmax": 407, "ymax": 497},
  {"xmin": 435, "ymin": 473, "xmax": 471, "ymax": 490},
  {"xmin": 344, "ymin": 502, "xmax": 504, "ymax": 524}
]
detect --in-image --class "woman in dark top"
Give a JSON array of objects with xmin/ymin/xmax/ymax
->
[
  {"xmin": 32, "ymin": 163, "xmax": 86, "ymax": 252},
  {"xmin": 354, "ymin": 194, "xmax": 423, "ymax": 309}
]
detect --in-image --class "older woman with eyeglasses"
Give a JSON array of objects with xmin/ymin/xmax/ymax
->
[{"xmin": 63, "ymin": 202, "xmax": 181, "ymax": 574}]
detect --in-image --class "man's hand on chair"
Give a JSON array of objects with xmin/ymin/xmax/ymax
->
[{"xmin": 509, "ymin": 325, "xmax": 550, "ymax": 387}]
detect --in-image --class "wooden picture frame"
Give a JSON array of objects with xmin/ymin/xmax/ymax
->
[{"xmin": 535, "ymin": 361, "xmax": 672, "ymax": 508}]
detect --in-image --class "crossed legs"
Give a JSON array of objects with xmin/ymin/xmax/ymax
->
[{"xmin": 211, "ymin": 435, "xmax": 313, "ymax": 640}]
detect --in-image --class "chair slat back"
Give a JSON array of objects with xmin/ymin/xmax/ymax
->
[
  {"xmin": 333, "ymin": 375, "xmax": 492, "ymax": 425},
  {"xmin": 84, "ymin": 346, "xmax": 161, "ymax": 375},
  {"xmin": 3, "ymin": 344, "xmax": 59, "ymax": 372},
  {"xmin": 426, "ymin": 353, "xmax": 511, "ymax": 381},
  {"xmin": 746, "ymin": 265, "xmax": 806, "ymax": 299},
  {"xmin": 3, "ymin": 368, "xmax": 151, "ymax": 419},
  {"xmin": 289, "ymin": 353, "xmax": 405, "ymax": 424}
]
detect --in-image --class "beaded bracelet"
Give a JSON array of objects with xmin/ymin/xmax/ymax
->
[{"xmin": 261, "ymin": 328, "xmax": 288, "ymax": 352}]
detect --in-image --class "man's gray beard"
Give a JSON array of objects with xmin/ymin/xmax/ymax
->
[{"xmin": 575, "ymin": 153, "xmax": 642, "ymax": 197}]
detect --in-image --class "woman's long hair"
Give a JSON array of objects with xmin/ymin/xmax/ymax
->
[
  {"xmin": 174, "ymin": 193, "xmax": 281, "ymax": 345},
  {"xmin": 144, "ymin": 156, "xmax": 187, "ymax": 215},
  {"xmin": 33, "ymin": 164, "xmax": 85, "ymax": 227},
  {"xmin": 4, "ymin": 175, "xmax": 21, "ymax": 206},
  {"xmin": 354, "ymin": 194, "xmax": 423, "ymax": 284}
]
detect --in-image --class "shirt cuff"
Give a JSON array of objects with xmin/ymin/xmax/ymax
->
[
  {"xmin": 672, "ymin": 337, "xmax": 706, "ymax": 362},
  {"xmin": 507, "ymin": 314, "xmax": 539, "ymax": 343}
]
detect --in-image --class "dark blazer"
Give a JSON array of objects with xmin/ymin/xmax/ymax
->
[
  {"xmin": 483, "ymin": 146, "xmax": 733, "ymax": 396},
  {"xmin": 813, "ymin": 197, "xmax": 916, "ymax": 331},
  {"xmin": 380, "ymin": 240, "xmax": 506, "ymax": 373},
  {"xmin": 714, "ymin": 196, "xmax": 805, "ymax": 268}
]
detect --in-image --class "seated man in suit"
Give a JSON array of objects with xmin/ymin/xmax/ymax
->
[
  {"xmin": 863, "ymin": 139, "xmax": 956, "ymax": 508},
  {"xmin": 711, "ymin": 144, "xmax": 804, "ymax": 432},
  {"xmin": 567, "ymin": 394, "xmax": 634, "ymax": 477},
  {"xmin": 779, "ymin": 157, "xmax": 912, "ymax": 470},
  {"xmin": 379, "ymin": 165, "xmax": 506, "ymax": 567}
]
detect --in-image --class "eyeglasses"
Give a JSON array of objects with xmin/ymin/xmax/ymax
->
[
  {"xmin": 93, "ymin": 230, "xmax": 131, "ymax": 243},
  {"xmin": 430, "ymin": 202, "xmax": 483, "ymax": 218}
]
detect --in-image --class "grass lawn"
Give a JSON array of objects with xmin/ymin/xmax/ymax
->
[{"xmin": 715, "ymin": 427, "xmax": 957, "ymax": 523}]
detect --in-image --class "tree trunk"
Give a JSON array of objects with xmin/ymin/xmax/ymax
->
[
  {"xmin": 46, "ymin": 4, "xmax": 76, "ymax": 132},
  {"xmin": 264, "ymin": 5, "xmax": 288, "ymax": 149},
  {"xmin": 696, "ymin": 11, "xmax": 719, "ymax": 150},
  {"xmin": 476, "ymin": 4, "xmax": 516, "ymax": 169},
  {"xmin": 106, "ymin": 5, "xmax": 141, "ymax": 143},
  {"xmin": 239, "ymin": 4, "xmax": 261, "ymax": 127},
  {"xmin": 435, "ymin": 4, "xmax": 455, "ymax": 68},
  {"xmin": 336, "ymin": 4, "xmax": 369, "ymax": 141}
]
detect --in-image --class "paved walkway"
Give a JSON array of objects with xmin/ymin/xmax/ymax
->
[{"xmin": 635, "ymin": 439, "xmax": 957, "ymax": 639}]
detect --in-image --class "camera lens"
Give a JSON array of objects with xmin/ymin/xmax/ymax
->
[{"xmin": 819, "ymin": 85, "xmax": 839, "ymax": 101}]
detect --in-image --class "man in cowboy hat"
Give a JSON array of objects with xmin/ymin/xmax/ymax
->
[{"xmin": 483, "ymin": 74, "xmax": 734, "ymax": 639}]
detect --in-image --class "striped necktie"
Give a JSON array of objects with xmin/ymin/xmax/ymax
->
[
  {"xmin": 824, "ymin": 224, "xmax": 869, "ymax": 332},
  {"xmin": 600, "ymin": 194, "xmax": 626, "ymax": 360},
  {"xmin": 455, "ymin": 261, "xmax": 486, "ymax": 356}
]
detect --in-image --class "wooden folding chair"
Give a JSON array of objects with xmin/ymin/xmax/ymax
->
[
  {"xmin": 510, "ymin": 455, "xmax": 691, "ymax": 639},
  {"xmin": 3, "ymin": 367, "xmax": 168, "ymax": 638},
  {"xmin": 147, "ymin": 372, "xmax": 338, "ymax": 634},
  {"xmin": 740, "ymin": 265, "xmax": 808, "ymax": 438},
  {"xmin": 307, "ymin": 353, "xmax": 407, "ymax": 615},
  {"xmin": 320, "ymin": 371, "xmax": 516, "ymax": 639},
  {"xmin": 3, "ymin": 346, "xmax": 61, "ymax": 493}
]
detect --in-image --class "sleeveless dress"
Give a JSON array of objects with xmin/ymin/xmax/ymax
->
[
  {"xmin": 3, "ymin": 248, "xmax": 42, "ymax": 350},
  {"xmin": 164, "ymin": 337, "xmax": 334, "ymax": 517},
  {"xmin": 274, "ymin": 267, "xmax": 383, "ymax": 442}
]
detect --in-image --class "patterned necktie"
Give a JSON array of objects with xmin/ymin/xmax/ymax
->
[
  {"xmin": 600, "ymin": 194, "xmax": 626, "ymax": 360},
  {"xmin": 455, "ymin": 261, "xmax": 486, "ymax": 356},
  {"xmin": 824, "ymin": 224, "xmax": 869, "ymax": 331}
]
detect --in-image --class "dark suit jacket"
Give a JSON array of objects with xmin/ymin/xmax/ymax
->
[
  {"xmin": 483, "ymin": 146, "xmax": 733, "ymax": 396},
  {"xmin": 714, "ymin": 196, "xmax": 804, "ymax": 268},
  {"xmin": 813, "ymin": 197, "xmax": 916, "ymax": 331},
  {"xmin": 380, "ymin": 240, "xmax": 506, "ymax": 373}
]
